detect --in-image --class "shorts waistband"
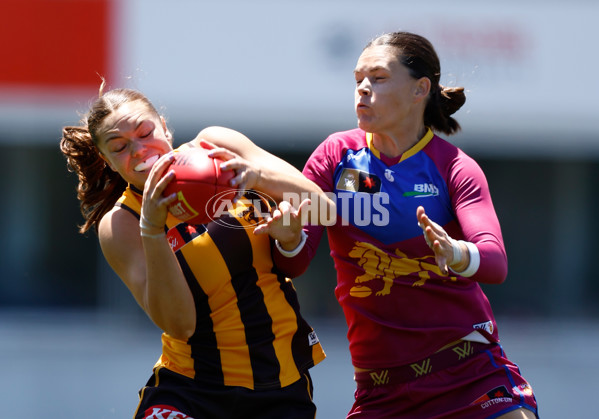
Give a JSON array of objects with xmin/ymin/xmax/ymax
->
[{"xmin": 354, "ymin": 341, "xmax": 493, "ymax": 388}]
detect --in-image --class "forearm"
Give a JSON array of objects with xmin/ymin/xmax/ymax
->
[
  {"xmin": 467, "ymin": 239, "xmax": 507, "ymax": 284},
  {"xmin": 141, "ymin": 235, "xmax": 196, "ymax": 337},
  {"xmin": 272, "ymin": 224, "xmax": 325, "ymax": 278},
  {"xmin": 192, "ymin": 126, "xmax": 335, "ymax": 220}
]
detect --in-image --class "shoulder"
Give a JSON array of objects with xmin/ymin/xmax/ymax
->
[
  {"xmin": 325, "ymin": 128, "xmax": 366, "ymax": 146},
  {"xmin": 98, "ymin": 206, "xmax": 142, "ymax": 263},
  {"xmin": 311, "ymin": 128, "xmax": 366, "ymax": 158},
  {"xmin": 424, "ymin": 135, "xmax": 481, "ymax": 173}
]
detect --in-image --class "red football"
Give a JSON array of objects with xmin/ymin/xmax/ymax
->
[{"xmin": 163, "ymin": 147, "xmax": 237, "ymax": 224}]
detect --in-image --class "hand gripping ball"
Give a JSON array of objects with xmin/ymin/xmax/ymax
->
[{"xmin": 163, "ymin": 147, "xmax": 237, "ymax": 224}]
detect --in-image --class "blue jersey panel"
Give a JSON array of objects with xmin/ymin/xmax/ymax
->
[{"xmin": 333, "ymin": 147, "xmax": 453, "ymax": 245}]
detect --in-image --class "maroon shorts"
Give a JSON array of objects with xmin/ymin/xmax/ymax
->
[{"xmin": 348, "ymin": 344, "xmax": 538, "ymax": 418}]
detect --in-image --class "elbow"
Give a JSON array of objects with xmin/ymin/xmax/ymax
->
[
  {"xmin": 156, "ymin": 316, "xmax": 196, "ymax": 341},
  {"xmin": 278, "ymin": 264, "xmax": 309, "ymax": 279},
  {"xmin": 144, "ymin": 300, "xmax": 196, "ymax": 340},
  {"xmin": 470, "ymin": 242, "xmax": 507, "ymax": 284},
  {"xmin": 166, "ymin": 324, "xmax": 196, "ymax": 341},
  {"xmin": 490, "ymin": 269, "xmax": 508, "ymax": 285},
  {"xmin": 475, "ymin": 259, "xmax": 508, "ymax": 285}
]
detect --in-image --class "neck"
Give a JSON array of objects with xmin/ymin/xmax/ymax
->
[{"xmin": 372, "ymin": 125, "xmax": 427, "ymax": 158}]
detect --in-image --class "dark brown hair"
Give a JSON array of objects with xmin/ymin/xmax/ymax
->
[
  {"xmin": 366, "ymin": 31, "xmax": 466, "ymax": 135},
  {"xmin": 60, "ymin": 86, "xmax": 161, "ymax": 233}
]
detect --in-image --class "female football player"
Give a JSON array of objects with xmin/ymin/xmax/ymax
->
[{"xmin": 60, "ymin": 85, "xmax": 327, "ymax": 419}]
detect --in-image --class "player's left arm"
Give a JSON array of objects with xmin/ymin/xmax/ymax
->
[{"xmin": 449, "ymin": 154, "xmax": 508, "ymax": 284}]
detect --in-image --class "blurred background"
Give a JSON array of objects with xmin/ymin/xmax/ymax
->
[{"xmin": 1, "ymin": 0, "xmax": 597, "ymax": 417}]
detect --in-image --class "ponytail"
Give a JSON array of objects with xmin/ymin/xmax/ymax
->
[
  {"xmin": 424, "ymin": 84, "xmax": 466, "ymax": 136},
  {"xmin": 60, "ymin": 86, "xmax": 161, "ymax": 234},
  {"xmin": 60, "ymin": 125, "xmax": 127, "ymax": 234}
]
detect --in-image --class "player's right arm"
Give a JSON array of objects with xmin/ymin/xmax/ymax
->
[
  {"xmin": 98, "ymin": 208, "xmax": 196, "ymax": 339},
  {"xmin": 97, "ymin": 154, "xmax": 197, "ymax": 340}
]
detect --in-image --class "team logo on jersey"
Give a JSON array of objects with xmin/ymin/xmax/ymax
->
[
  {"xmin": 403, "ymin": 183, "xmax": 439, "ymax": 198},
  {"xmin": 336, "ymin": 168, "xmax": 381, "ymax": 193},
  {"xmin": 384, "ymin": 169, "xmax": 395, "ymax": 182},
  {"xmin": 168, "ymin": 223, "xmax": 207, "ymax": 252},
  {"xmin": 471, "ymin": 386, "xmax": 514, "ymax": 409},
  {"xmin": 348, "ymin": 241, "xmax": 457, "ymax": 297}
]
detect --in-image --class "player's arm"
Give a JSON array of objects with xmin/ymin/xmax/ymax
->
[
  {"xmin": 98, "ymin": 208, "xmax": 196, "ymax": 339},
  {"xmin": 188, "ymin": 126, "xmax": 335, "ymax": 222},
  {"xmin": 419, "ymin": 155, "xmax": 507, "ymax": 284},
  {"xmin": 451, "ymin": 155, "xmax": 507, "ymax": 284}
]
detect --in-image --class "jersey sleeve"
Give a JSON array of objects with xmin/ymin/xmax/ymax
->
[
  {"xmin": 270, "ymin": 136, "xmax": 338, "ymax": 277},
  {"xmin": 449, "ymin": 151, "xmax": 508, "ymax": 284},
  {"xmin": 271, "ymin": 225, "xmax": 326, "ymax": 279}
]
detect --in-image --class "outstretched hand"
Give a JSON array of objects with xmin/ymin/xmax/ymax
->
[
  {"xmin": 254, "ymin": 199, "xmax": 311, "ymax": 251},
  {"xmin": 416, "ymin": 205, "xmax": 463, "ymax": 276}
]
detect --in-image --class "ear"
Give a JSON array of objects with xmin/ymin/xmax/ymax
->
[
  {"xmin": 98, "ymin": 152, "xmax": 117, "ymax": 172},
  {"xmin": 413, "ymin": 77, "xmax": 431, "ymax": 103}
]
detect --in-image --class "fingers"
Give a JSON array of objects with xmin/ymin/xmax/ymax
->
[
  {"xmin": 197, "ymin": 139, "xmax": 216, "ymax": 150},
  {"xmin": 422, "ymin": 226, "xmax": 434, "ymax": 247},
  {"xmin": 144, "ymin": 153, "xmax": 174, "ymax": 194},
  {"xmin": 141, "ymin": 153, "xmax": 176, "ymax": 226},
  {"xmin": 220, "ymin": 159, "xmax": 260, "ymax": 196},
  {"xmin": 416, "ymin": 205, "xmax": 426, "ymax": 221},
  {"xmin": 296, "ymin": 198, "xmax": 312, "ymax": 226},
  {"xmin": 253, "ymin": 200, "xmax": 301, "ymax": 238},
  {"xmin": 207, "ymin": 146, "xmax": 236, "ymax": 162},
  {"xmin": 417, "ymin": 205, "xmax": 451, "ymax": 275},
  {"xmin": 253, "ymin": 223, "xmax": 270, "ymax": 236},
  {"xmin": 296, "ymin": 198, "xmax": 312, "ymax": 213}
]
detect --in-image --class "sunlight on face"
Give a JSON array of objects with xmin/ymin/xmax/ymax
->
[
  {"xmin": 96, "ymin": 100, "xmax": 173, "ymax": 188},
  {"xmin": 354, "ymin": 45, "xmax": 424, "ymax": 135}
]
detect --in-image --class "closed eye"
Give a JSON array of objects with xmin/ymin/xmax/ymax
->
[{"xmin": 112, "ymin": 143, "xmax": 127, "ymax": 153}]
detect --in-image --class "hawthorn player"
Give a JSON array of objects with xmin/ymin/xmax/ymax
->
[{"xmin": 59, "ymin": 86, "xmax": 330, "ymax": 419}]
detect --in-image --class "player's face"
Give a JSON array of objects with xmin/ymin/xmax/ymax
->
[
  {"xmin": 354, "ymin": 45, "xmax": 423, "ymax": 135},
  {"xmin": 96, "ymin": 100, "xmax": 173, "ymax": 189}
]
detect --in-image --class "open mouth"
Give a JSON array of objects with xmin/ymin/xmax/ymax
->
[{"xmin": 134, "ymin": 155, "xmax": 159, "ymax": 172}]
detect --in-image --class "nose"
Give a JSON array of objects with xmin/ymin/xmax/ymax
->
[
  {"xmin": 357, "ymin": 78, "xmax": 371, "ymax": 96},
  {"xmin": 130, "ymin": 139, "xmax": 146, "ymax": 157}
]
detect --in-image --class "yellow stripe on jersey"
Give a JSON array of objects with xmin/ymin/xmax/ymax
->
[
  {"xmin": 178, "ymin": 228, "xmax": 254, "ymax": 387},
  {"xmin": 367, "ymin": 128, "xmax": 434, "ymax": 162}
]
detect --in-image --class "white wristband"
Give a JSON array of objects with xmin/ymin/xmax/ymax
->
[
  {"xmin": 140, "ymin": 230, "xmax": 166, "ymax": 239},
  {"xmin": 139, "ymin": 215, "xmax": 162, "ymax": 231},
  {"xmin": 449, "ymin": 237, "xmax": 463, "ymax": 267},
  {"xmin": 275, "ymin": 230, "xmax": 307, "ymax": 258},
  {"xmin": 449, "ymin": 240, "xmax": 480, "ymax": 277},
  {"xmin": 139, "ymin": 215, "xmax": 165, "ymax": 238}
]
